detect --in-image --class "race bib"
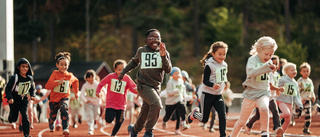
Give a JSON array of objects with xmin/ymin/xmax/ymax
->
[
  {"xmin": 302, "ymin": 82, "xmax": 313, "ymax": 92},
  {"xmin": 256, "ymin": 63, "xmax": 269, "ymax": 82},
  {"xmin": 86, "ymin": 88, "xmax": 96, "ymax": 97},
  {"xmin": 282, "ymin": 83, "xmax": 298, "ymax": 96},
  {"xmin": 110, "ymin": 79, "xmax": 127, "ymax": 94},
  {"xmin": 141, "ymin": 52, "xmax": 162, "ymax": 69},
  {"xmin": 17, "ymin": 81, "xmax": 31, "ymax": 95},
  {"xmin": 173, "ymin": 84, "xmax": 183, "ymax": 94},
  {"xmin": 53, "ymin": 81, "xmax": 69, "ymax": 93},
  {"xmin": 215, "ymin": 67, "xmax": 228, "ymax": 83},
  {"xmin": 273, "ymin": 74, "xmax": 280, "ymax": 87}
]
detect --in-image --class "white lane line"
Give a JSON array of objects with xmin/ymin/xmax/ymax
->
[
  {"xmin": 100, "ymin": 124, "xmax": 113, "ymax": 136},
  {"xmin": 38, "ymin": 128, "xmax": 50, "ymax": 137},
  {"xmin": 154, "ymin": 123, "xmax": 199, "ymax": 137}
]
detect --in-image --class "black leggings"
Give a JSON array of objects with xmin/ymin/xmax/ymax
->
[
  {"xmin": 9, "ymin": 99, "xmax": 29, "ymax": 136},
  {"xmin": 105, "ymin": 108, "xmax": 124, "ymax": 136},
  {"xmin": 163, "ymin": 102, "xmax": 186, "ymax": 129}
]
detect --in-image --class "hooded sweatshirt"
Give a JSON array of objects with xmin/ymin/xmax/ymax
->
[
  {"xmin": 5, "ymin": 58, "xmax": 35, "ymax": 103},
  {"xmin": 276, "ymin": 75, "xmax": 303, "ymax": 108}
]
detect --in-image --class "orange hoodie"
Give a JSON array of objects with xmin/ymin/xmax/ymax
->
[{"xmin": 45, "ymin": 70, "xmax": 79, "ymax": 102}]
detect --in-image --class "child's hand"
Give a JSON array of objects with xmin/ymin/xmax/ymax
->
[
  {"xmin": 8, "ymin": 99, "xmax": 14, "ymax": 104},
  {"xmin": 74, "ymin": 94, "xmax": 78, "ymax": 101},
  {"xmin": 96, "ymin": 93, "xmax": 100, "ymax": 98},
  {"xmin": 269, "ymin": 64, "xmax": 276, "ymax": 70},
  {"xmin": 57, "ymin": 78, "xmax": 64, "ymax": 85},
  {"xmin": 30, "ymin": 97, "xmax": 36, "ymax": 101},
  {"xmin": 278, "ymin": 87, "xmax": 285, "ymax": 92},
  {"xmin": 213, "ymin": 83, "xmax": 221, "ymax": 89},
  {"xmin": 159, "ymin": 42, "xmax": 166, "ymax": 56},
  {"xmin": 312, "ymin": 97, "xmax": 316, "ymax": 103}
]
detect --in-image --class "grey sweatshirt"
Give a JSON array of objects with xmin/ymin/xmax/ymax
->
[
  {"xmin": 276, "ymin": 75, "xmax": 303, "ymax": 108},
  {"xmin": 121, "ymin": 45, "xmax": 172, "ymax": 90},
  {"xmin": 165, "ymin": 78, "xmax": 186, "ymax": 105},
  {"xmin": 242, "ymin": 55, "xmax": 273, "ymax": 100}
]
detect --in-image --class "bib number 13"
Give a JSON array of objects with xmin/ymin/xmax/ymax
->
[{"xmin": 110, "ymin": 79, "xmax": 127, "ymax": 94}]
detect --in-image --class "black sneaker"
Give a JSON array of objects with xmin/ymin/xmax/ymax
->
[
  {"xmin": 128, "ymin": 124, "xmax": 137, "ymax": 137},
  {"xmin": 303, "ymin": 129, "xmax": 311, "ymax": 135},
  {"xmin": 187, "ymin": 107, "xmax": 200, "ymax": 124},
  {"xmin": 143, "ymin": 131, "xmax": 154, "ymax": 137}
]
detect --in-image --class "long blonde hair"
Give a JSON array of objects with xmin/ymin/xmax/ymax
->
[{"xmin": 249, "ymin": 36, "xmax": 277, "ymax": 55}]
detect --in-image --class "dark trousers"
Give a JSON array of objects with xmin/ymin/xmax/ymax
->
[
  {"xmin": 246, "ymin": 99, "xmax": 281, "ymax": 130},
  {"xmin": 49, "ymin": 98, "xmax": 69, "ymax": 130},
  {"xmin": 201, "ymin": 93, "xmax": 226, "ymax": 137},
  {"xmin": 105, "ymin": 108, "xmax": 124, "ymax": 136},
  {"xmin": 163, "ymin": 102, "xmax": 186, "ymax": 129},
  {"xmin": 9, "ymin": 99, "xmax": 30, "ymax": 136}
]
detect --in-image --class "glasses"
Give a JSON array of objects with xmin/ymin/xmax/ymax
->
[{"xmin": 147, "ymin": 37, "xmax": 161, "ymax": 41}]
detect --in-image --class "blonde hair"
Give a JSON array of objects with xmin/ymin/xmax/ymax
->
[
  {"xmin": 200, "ymin": 41, "xmax": 228, "ymax": 66},
  {"xmin": 299, "ymin": 62, "xmax": 311, "ymax": 72},
  {"xmin": 249, "ymin": 36, "xmax": 277, "ymax": 55},
  {"xmin": 282, "ymin": 62, "xmax": 296, "ymax": 76}
]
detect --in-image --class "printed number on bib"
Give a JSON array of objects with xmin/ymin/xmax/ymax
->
[
  {"xmin": 110, "ymin": 79, "xmax": 127, "ymax": 94},
  {"xmin": 141, "ymin": 52, "xmax": 162, "ymax": 69},
  {"xmin": 53, "ymin": 81, "xmax": 69, "ymax": 93},
  {"xmin": 17, "ymin": 81, "xmax": 31, "ymax": 95},
  {"xmin": 173, "ymin": 84, "xmax": 183, "ymax": 94},
  {"xmin": 86, "ymin": 89, "xmax": 96, "ymax": 97},
  {"xmin": 282, "ymin": 83, "xmax": 297, "ymax": 96},
  {"xmin": 302, "ymin": 82, "xmax": 313, "ymax": 92},
  {"xmin": 215, "ymin": 67, "xmax": 228, "ymax": 83},
  {"xmin": 255, "ymin": 63, "xmax": 269, "ymax": 82}
]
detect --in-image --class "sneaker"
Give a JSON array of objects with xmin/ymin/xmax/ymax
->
[
  {"xmin": 181, "ymin": 122, "xmax": 189, "ymax": 131},
  {"xmin": 73, "ymin": 123, "xmax": 78, "ymax": 128},
  {"xmin": 203, "ymin": 123, "xmax": 207, "ymax": 130},
  {"xmin": 49, "ymin": 123, "xmax": 54, "ymax": 132},
  {"xmin": 244, "ymin": 125, "xmax": 251, "ymax": 135},
  {"xmin": 63, "ymin": 129, "xmax": 70, "ymax": 137},
  {"xmin": 143, "ymin": 131, "xmax": 154, "ymax": 137},
  {"xmin": 94, "ymin": 124, "xmax": 98, "ymax": 129},
  {"xmin": 275, "ymin": 127, "xmax": 284, "ymax": 137},
  {"xmin": 312, "ymin": 103, "xmax": 320, "ymax": 116},
  {"xmin": 187, "ymin": 107, "xmax": 200, "ymax": 124},
  {"xmin": 209, "ymin": 127, "xmax": 216, "ymax": 132},
  {"xmin": 88, "ymin": 131, "xmax": 93, "ymax": 135},
  {"xmin": 175, "ymin": 129, "xmax": 182, "ymax": 135},
  {"xmin": 55, "ymin": 124, "xmax": 61, "ymax": 131},
  {"xmin": 128, "ymin": 124, "xmax": 137, "ymax": 137},
  {"xmin": 11, "ymin": 123, "xmax": 16, "ymax": 129},
  {"xmin": 98, "ymin": 117, "xmax": 104, "ymax": 126},
  {"xmin": 30, "ymin": 125, "xmax": 34, "ymax": 129},
  {"xmin": 303, "ymin": 129, "xmax": 311, "ymax": 135},
  {"xmin": 162, "ymin": 122, "xmax": 167, "ymax": 129},
  {"xmin": 24, "ymin": 135, "xmax": 32, "ymax": 137}
]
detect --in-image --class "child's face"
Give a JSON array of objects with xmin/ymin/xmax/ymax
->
[
  {"xmin": 257, "ymin": 48, "xmax": 275, "ymax": 63},
  {"xmin": 56, "ymin": 59, "xmax": 69, "ymax": 73},
  {"xmin": 300, "ymin": 67, "xmax": 310, "ymax": 78},
  {"xmin": 212, "ymin": 48, "xmax": 227, "ymax": 63},
  {"xmin": 285, "ymin": 66, "xmax": 297, "ymax": 78},
  {"xmin": 115, "ymin": 64, "xmax": 124, "ymax": 75},
  {"xmin": 145, "ymin": 31, "xmax": 161, "ymax": 50},
  {"xmin": 18, "ymin": 63, "xmax": 29, "ymax": 76},
  {"xmin": 86, "ymin": 75, "xmax": 94, "ymax": 84},
  {"xmin": 272, "ymin": 59, "xmax": 279, "ymax": 71},
  {"xmin": 172, "ymin": 71, "xmax": 181, "ymax": 81}
]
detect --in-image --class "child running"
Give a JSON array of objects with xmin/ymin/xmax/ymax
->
[
  {"xmin": 96, "ymin": 59, "xmax": 137, "ymax": 137},
  {"xmin": 162, "ymin": 67, "xmax": 189, "ymax": 135},
  {"xmin": 276, "ymin": 62, "xmax": 303, "ymax": 133},
  {"xmin": 296, "ymin": 62, "xmax": 315, "ymax": 134},
  {"xmin": 118, "ymin": 29, "xmax": 172, "ymax": 137},
  {"xmin": 229, "ymin": 36, "xmax": 278, "ymax": 137},
  {"xmin": 187, "ymin": 41, "xmax": 228, "ymax": 137},
  {"xmin": 80, "ymin": 69, "xmax": 102, "ymax": 135},
  {"xmin": 244, "ymin": 55, "xmax": 284, "ymax": 137},
  {"xmin": 69, "ymin": 87, "xmax": 82, "ymax": 129},
  {"xmin": 45, "ymin": 52, "xmax": 79, "ymax": 137},
  {"xmin": 5, "ymin": 58, "xmax": 36, "ymax": 137}
]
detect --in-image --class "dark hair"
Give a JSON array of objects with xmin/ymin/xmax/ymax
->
[
  {"xmin": 15, "ymin": 58, "xmax": 34, "ymax": 76},
  {"xmin": 55, "ymin": 52, "xmax": 71, "ymax": 64},
  {"xmin": 200, "ymin": 41, "xmax": 228, "ymax": 66},
  {"xmin": 145, "ymin": 29, "xmax": 160, "ymax": 38},
  {"xmin": 84, "ymin": 69, "xmax": 96, "ymax": 80},
  {"xmin": 113, "ymin": 59, "xmax": 127, "ymax": 70}
]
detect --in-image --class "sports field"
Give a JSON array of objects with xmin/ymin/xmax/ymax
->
[{"xmin": 1, "ymin": 112, "xmax": 319, "ymax": 137}]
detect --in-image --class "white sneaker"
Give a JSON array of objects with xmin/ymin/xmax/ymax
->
[
  {"xmin": 63, "ymin": 129, "xmax": 70, "ymax": 136},
  {"xmin": 203, "ymin": 124, "xmax": 207, "ymax": 130},
  {"xmin": 175, "ymin": 129, "xmax": 182, "ymax": 135},
  {"xmin": 11, "ymin": 123, "xmax": 16, "ymax": 129},
  {"xmin": 244, "ymin": 125, "xmax": 251, "ymax": 135},
  {"xmin": 209, "ymin": 127, "xmax": 216, "ymax": 132},
  {"xmin": 55, "ymin": 124, "xmax": 61, "ymax": 131},
  {"xmin": 94, "ymin": 124, "xmax": 98, "ymax": 129}
]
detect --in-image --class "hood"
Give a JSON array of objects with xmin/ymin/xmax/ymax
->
[
  {"xmin": 14, "ymin": 58, "xmax": 34, "ymax": 76},
  {"xmin": 205, "ymin": 57, "xmax": 220, "ymax": 65}
]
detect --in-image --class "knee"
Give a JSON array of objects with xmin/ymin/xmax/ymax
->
[
  {"xmin": 259, "ymin": 107, "xmax": 269, "ymax": 114},
  {"xmin": 60, "ymin": 104, "xmax": 68, "ymax": 113},
  {"xmin": 150, "ymin": 101, "xmax": 162, "ymax": 110},
  {"xmin": 105, "ymin": 117, "xmax": 113, "ymax": 123},
  {"xmin": 283, "ymin": 112, "xmax": 291, "ymax": 119}
]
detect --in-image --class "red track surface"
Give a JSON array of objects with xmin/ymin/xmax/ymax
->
[{"xmin": 1, "ymin": 113, "xmax": 320, "ymax": 137}]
